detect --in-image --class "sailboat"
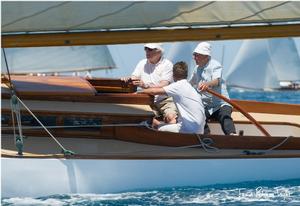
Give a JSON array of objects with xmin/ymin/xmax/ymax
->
[
  {"xmin": 225, "ymin": 38, "xmax": 300, "ymax": 90},
  {"xmin": 166, "ymin": 42, "xmax": 198, "ymax": 76},
  {"xmin": 2, "ymin": 1, "xmax": 300, "ymax": 198},
  {"xmin": 1, "ymin": 45, "xmax": 116, "ymax": 76}
]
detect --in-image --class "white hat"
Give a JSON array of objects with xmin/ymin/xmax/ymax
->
[
  {"xmin": 144, "ymin": 43, "xmax": 164, "ymax": 52},
  {"xmin": 193, "ymin": 42, "xmax": 211, "ymax": 56}
]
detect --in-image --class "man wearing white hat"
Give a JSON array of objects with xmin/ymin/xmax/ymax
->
[
  {"xmin": 123, "ymin": 43, "xmax": 178, "ymax": 126},
  {"xmin": 190, "ymin": 42, "xmax": 236, "ymax": 135}
]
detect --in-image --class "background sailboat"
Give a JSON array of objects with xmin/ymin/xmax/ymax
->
[
  {"xmin": 1, "ymin": 46, "xmax": 116, "ymax": 76},
  {"xmin": 225, "ymin": 38, "xmax": 300, "ymax": 90},
  {"xmin": 166, "ymin": 42, "xmax": 198, "ymax": 77}
]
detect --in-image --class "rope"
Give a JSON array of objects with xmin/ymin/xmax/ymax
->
[
  {"xmin": 243, "ymin": 135, "xmax": 293, "ymax": 155},
  {"xmin": 12, "ymin": 97, "xmax": 24, "ymax": 138},
  {"xmin": 10, "ymin": 97, "xmax": 24, "ymax": 155},
  {"xmin": 266, "ymin": 136, "xmax": 292, "ymax": 151},
  {"xmin": 10, "ymin": 100, "xmax": 17, "ymax": 142},
  {"xmin": 13, "ymin": 95, "xmax": 74, "ymax": 156},
  {"xmin": 88, "ymin": 141, "xmax": 218, "ymax": 156},
  {"xmin": 142, "ymin": 123, "xmax": 219, "ymax": 153},
  {"xmin": 12, "ymin": 96, "xmax": 24, "ymax": 155},
  {"xmin": 196, "ymin": 134, "xmax": 219, "ymax": 153}
]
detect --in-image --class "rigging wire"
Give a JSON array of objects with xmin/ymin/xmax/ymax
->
[
  {"xmin": 2, "ymin": 48, "xmax": 73, "ymax": 156},
  {"xmin": 2, "ymin": 48, "xmax": 14, "ymax": 91},
  {"xmin": 13, "ymin": 95, "xmax": 74, "ymax": 155},
  {"xmin": 2, "ymin": 48, "xmax": 21, "ymax": 154}
]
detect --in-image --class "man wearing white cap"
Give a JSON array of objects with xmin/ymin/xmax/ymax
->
[
  {"xmin": 190, "ymin": 42, "xmax": 236, "ymax": 135},
  {"xmin": 123, "ymin": 43, "xmax": 178, "ymax": 126}
]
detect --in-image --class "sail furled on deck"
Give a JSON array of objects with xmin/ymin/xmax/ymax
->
[
  {"xmin": 1, "ymin": 46, "xmax": 116, "ymax": 74},
  {"xmin": 225, "ymin": 38, "xmax": 300, "ymax": 90}
]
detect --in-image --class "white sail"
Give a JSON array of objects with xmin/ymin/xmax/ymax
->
[
  {"xmin": 2, "ymin": 2, "xmax": 300, "ymax": 34},
  {"xmin": 268, "ymin": 38, "xmax": 300, "ymax": 82},
  {"xmin": 225, "ymin": 38, "xmax": 300, "ymax": 90},
  {"xmin": 1, "ymin": 46, "xmax": 116, "ymax": 74},
  {"xmin": 166, "ymin": 42, "xmax": 198, "ymax": 76}
]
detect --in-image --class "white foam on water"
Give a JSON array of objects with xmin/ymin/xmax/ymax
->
[
  {"xmin": 181, "ymin": 186, "xmax": 300, "ymax": 205},
  {"xmin": 2, "ymin": 184, "xmax": 300, "ymax": 205},
  {"xmin": 2, "ymin": 197, "xmax": 64, "ymax": 206}
]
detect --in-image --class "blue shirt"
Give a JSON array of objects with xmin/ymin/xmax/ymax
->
[{"xmin": 189, "ymin": 58, "xmax": 231, "ymax": 115}]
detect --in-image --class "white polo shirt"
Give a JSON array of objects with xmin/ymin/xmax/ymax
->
[
  {"xmin": 132, "ymin": 57, "xmax": 173, "ymax": 102},
  {"xmin": 163, "ymin": 79, "xmax": 205, "ymax": 134}
]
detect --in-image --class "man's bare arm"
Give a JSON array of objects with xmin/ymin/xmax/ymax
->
[
  {"xmin": 198, "ymin": 78, "xmax": 220, "ymax": 91},
  {"xmin": 138, "ymin": 87, "xmax": 166, "ymax": 95},
  {"xmin": 148, "ymin": 80, "xmax": 170, "ymax": 88}
]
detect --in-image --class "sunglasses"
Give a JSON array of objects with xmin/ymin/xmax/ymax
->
[
  {"xmin": 144, "ymin": 47, "xmax": 157, "ymax": 52},
  {"xmin": 193, "ymin": 53, "xmax": 208, "ymax": 58}
]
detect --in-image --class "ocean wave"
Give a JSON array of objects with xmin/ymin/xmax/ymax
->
[{"xmin": 2, "ymin": 179, "xmax": 300, "ymax": 206}]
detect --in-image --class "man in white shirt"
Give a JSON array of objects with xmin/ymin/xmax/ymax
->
[
  {"xmin": 139, "ymin": 61, "xmax": 205, "ymax": 134},
  {"xmin": 190, "ymin": 42, "xmax": 236, "ymax": 135},
  {"xmin": 123, "ymin": 43, "xmax": 178, "ymax": 126}
]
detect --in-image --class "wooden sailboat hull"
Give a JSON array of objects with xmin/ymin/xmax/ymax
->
[
  {"xmin": 2, "ymin": 76, "xmax": 300, "ymax": 198},
  {"xmin": 2, "ymin": 0, "xmax": 300, "ymax": 199},
  {"xmin": 2, "ymin": 127, "xmax": 300, "ymax": 198}
]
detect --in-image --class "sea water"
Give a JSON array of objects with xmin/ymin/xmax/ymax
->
[
  {"xmin": 2, "ymin": 179, "xmax": 300, "ymax": 206},
  {"xmin": 2, "ymin": 90, "xmax": 300, "ymax": 205},
  {"xmin": 229, "ymin": 89, "xmax": 300, "ymax": 104}
]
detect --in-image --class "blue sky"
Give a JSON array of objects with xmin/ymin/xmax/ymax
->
[{"xmin": 94, "ymin": 37, "xmax": 300, "ymax": 79}]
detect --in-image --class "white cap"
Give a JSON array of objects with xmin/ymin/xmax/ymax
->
[
  {"xmin": 144, "ymin": 43, "xmax": 164, "ymax": 52},
  {"xmin": 193, "ymin": 42, "xmax": 211, "ymax": 56}
]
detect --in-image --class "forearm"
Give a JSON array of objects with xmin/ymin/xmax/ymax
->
[
  {"xmin": 139, "ymin": 87, "xmax": 166, "ymax": 95},
  {"xmin": 206, "ymin": 78, "xmax": 220, "ymax": 87},
  {"xmin": 148, "ymin": 80, "xmax": 170, "ymax": 88},
  {"xmin": 198, "ymin": 78, "xmax": 220, "ymax": 91}
]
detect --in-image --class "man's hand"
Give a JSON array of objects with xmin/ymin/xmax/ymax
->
[
  {"xmin": 132, "ymin": 78, "xmax": 149, "ymax": 88},
  {"xmin": 121, "ymin": 76, "xmax": 131, "ymax": 82},
  {"xmin": 121, "ymin": 76, "xmax": 140, "ymax": 83},
  {"xmin": 198, "ymin": 82, "xmax": 209, "ymax": 91},
  {"xmin": 198, "ymin": 79, "xmax": 220, "ymax": 91},
  {"xmin": 164, "ymin": 113, "xmax": 177, "ymax": 124}
]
